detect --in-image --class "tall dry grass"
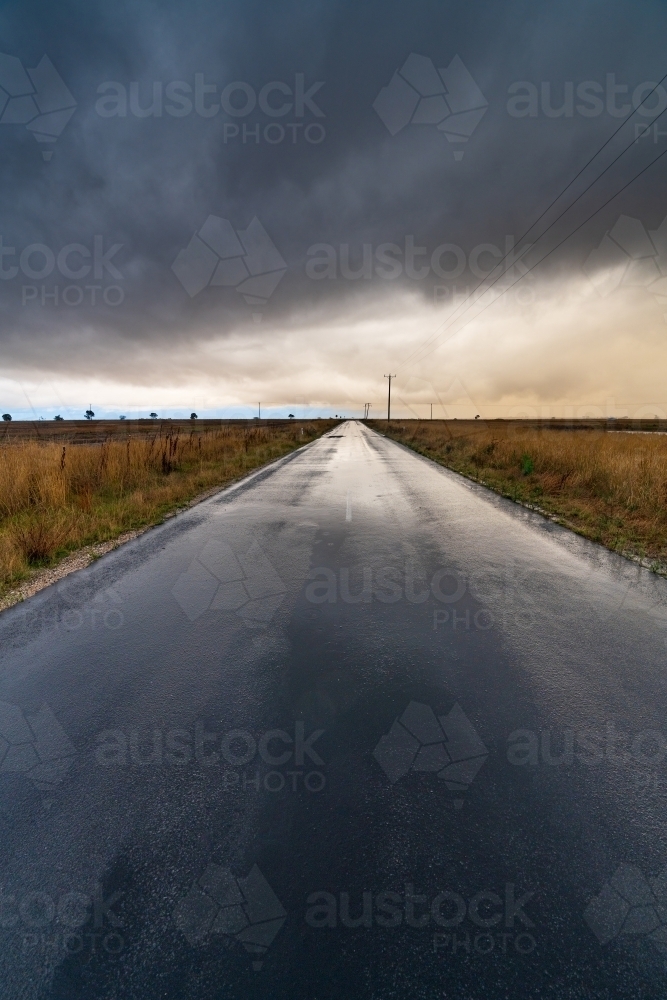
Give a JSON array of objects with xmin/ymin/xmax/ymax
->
[
  {"xmin": 0, "ymin": 422, "xmax": 332, "ymax": 592},
  {"xmin": 373, "ymin": 421, "xmax": 667, "ymax": 561}
]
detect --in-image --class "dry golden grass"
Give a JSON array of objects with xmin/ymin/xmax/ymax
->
[
  {"xmin": 372, "ymin": 420, "xmax": 667, "ymax": 564},
  {"xmin": 0, "ymin": 421, "xmax": 335, "ymax": 593}
]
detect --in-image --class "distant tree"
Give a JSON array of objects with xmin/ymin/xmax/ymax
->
[
  {"xmin": 119, "ymin": 415, "xmax": 126, "ymax": 420},
  {"xmin": 54, "ymin": 415, "xmax": 64, "ymax": 421},
  {"xmin": 85, "ymin": 409, "xmax": 95, "ymax": 420},
  {"xmin": 150, "ymin": 412, "xmax": 158, "ymax": 419},
  {"xmin": 190, "ymin": 413, "xmax": 198, "ymax": 420},
  {"xmin": 2, "ymin": 413, "xmax": 11, "ymax": 421},
  {"xmin": 288, "ymin": 413, "xmax": 294, "ymax": 418}
]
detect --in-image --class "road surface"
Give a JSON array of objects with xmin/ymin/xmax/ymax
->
[{"xmin": 2, "ymin": 420, "xmax": 667, "ymax": 999}]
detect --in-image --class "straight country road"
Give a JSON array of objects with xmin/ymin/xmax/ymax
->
[{"xmin": 2, "ymin": 420, "xmax": 667, "ymax": 999}]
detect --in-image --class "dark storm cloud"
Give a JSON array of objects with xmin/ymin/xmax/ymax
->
[{"xmin": 0, "ymin": 0, "xmax": 666, "ymax": 378}]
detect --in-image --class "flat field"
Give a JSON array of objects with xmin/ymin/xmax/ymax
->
[
  {"xmin": 371, "ymin": 419, "xmax": 667, "ymax": 568},
  {"xmin": 0, "ymin": 419, "xmax": 336, "ymax": 595}
]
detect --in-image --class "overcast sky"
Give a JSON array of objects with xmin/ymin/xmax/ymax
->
[{"xmin": 0, "ymin": 0, "xmax": 666, "ymax": 419}]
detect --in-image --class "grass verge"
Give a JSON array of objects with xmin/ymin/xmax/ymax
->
[{"xmin": 370, "ymin": 420, "xmax": 667, "ymax": 570}]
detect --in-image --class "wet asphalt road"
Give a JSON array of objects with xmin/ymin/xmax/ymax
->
[{"xmin": 2, "ymin": 419, "xmax": 667, "ymax": 999}]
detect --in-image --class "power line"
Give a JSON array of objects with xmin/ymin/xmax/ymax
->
[
  {"xmin": 400, "ymin": 83, "xmax": 667, "ymax": 371},
  {"xmin": 404, "ymin": 144, "xmax": 667, "ymax": 369},
  {"xmin": 398, "ymin": 73, "xmax": 667, "ymax": 372}
]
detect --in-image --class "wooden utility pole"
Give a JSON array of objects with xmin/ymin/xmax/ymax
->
[{"xmin": 384, "ymin": 375, "xmax": 396, "ymax": 421}]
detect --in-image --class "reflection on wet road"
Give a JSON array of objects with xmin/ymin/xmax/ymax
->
[{"xmin": 2, "ymin": 420, "xmax": 667, "ymax": 999}]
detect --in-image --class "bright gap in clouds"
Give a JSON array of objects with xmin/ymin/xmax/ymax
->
[{"xmin": 2, "ymin": 270, "xmax": 666, "ymax": 421}]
